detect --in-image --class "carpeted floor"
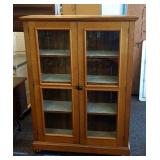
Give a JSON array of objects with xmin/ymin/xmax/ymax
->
[{"xmin": 13, "ymin": 96, "xmax": 146, "ymax": 156}]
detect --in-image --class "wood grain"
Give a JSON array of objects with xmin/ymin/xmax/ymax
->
[
  {"xmin": 33, "ymin": 141, "xmax": 130, "ymax": 155},
  {"xmin": 127, "ymin": 4, "xmax": 145, "ymax": 94},
  {"xmin": 22, "ymin": 16, "xmax": 137, "ymax": 155},
  {"xmin": 20, "ymin": 15, "xmax": 138, "ymax": 22},
  {"xmin": 123, "ymin": 22, "xmax": 135, "ymax": 146}
]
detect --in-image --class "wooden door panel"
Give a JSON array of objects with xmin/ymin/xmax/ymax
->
[
  {"xmin": 78, "ymin": 22, "xmax": 129, "ymax": 146},
  {"xmin": 27, "ymin": 22, "xmax": 79, "ymax": 143}
]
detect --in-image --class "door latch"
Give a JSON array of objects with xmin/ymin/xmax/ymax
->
[{"xmin": 76, "ymin": 85, "xmax": 83, "ymax": 90}]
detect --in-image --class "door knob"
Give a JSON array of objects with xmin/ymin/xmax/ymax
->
[{"xmin": 76, "ymin": 85, "xmax": 83, "ymax": 90}]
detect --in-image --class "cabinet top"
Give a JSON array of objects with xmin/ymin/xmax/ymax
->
[{"xmin": 20, "ymin": 15, "xmax": 138, "ymax": 22}]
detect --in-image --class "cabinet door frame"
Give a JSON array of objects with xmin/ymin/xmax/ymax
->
[
  {"xmin": 78, "ymin": 22, "xmax": 129, "ymax": 146},
  {"xmin": 27, "ymin": 22, "xmax": 79, "ymax": 144}
]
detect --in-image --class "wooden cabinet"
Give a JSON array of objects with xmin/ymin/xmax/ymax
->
[
  {"xmin": 61, "ymin": 4, "xmax": 101, "ymax": 15},
  {"xmin": 21, "ymin": 15, "xmax": 137, "ymax": 155},
  {"xmin": 13, "ymin": 77, "xmax": 27, "ymax": 129},
  {"xmin": 13, "ymin": 4, "xmax": 55, "ymax": 32},
  {"xmin": 127, "ymin": 4, "xmax": 146, "ymax": 94}
]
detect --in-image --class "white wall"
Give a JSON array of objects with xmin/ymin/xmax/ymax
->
[
  {"xmin": 102, "ymin": 4, "xmax": 126, "ymax": 15},
  {"xmin": 139, "ymin": 40, "xmax": 146, "ymax": 101},
  {"xmin": 13, "ymin": 32, "xmax": 25, "ymax": 54}
]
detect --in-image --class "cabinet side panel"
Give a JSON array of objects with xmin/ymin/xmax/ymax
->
[
  {"xmin": 28, "ymin": 22, "xmax": 47, "ymax": 141},
  {"xmin": 124, "ymin": 22, "xmax": 135, "ymax": 146},
  {"xmin": 23, "ymin": 22, "xmax": 38, "ymax": 140},
  {"xmin": 116, "ymin": 22, "xmax": 129, "ymax": 146}
]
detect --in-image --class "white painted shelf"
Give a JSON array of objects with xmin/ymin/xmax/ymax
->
[
  {"xmin": 87, "ymin": 75, "xmax": 118, "ymax": 84},
  {"xmin": 41, "ymin": 73, "xmax": 71, "ymax": 83},
  {"xmin": 43, "ymin": 100, "xmax": 117, "ymax": 115},
  {"xmin": 43, "ymin": 100, "xmax": 72, "ymax": 113},
  {"xmin": 40, "ymin": 49, "xmax": 69, "ymax": 57},
  {"xmin": 45, "ymin": 128, "xmax": 72, "ymax": 135},
  {"xmin": 88, "ymin": 102, "xmax": 117, "ymax": 115},
  {"xmin": 88, "ymin": 131, "xmax": 116, "ymax": 138},
  {"xmin": 87, "ymin": 50, "xmax": 118, "ymax": 58}
]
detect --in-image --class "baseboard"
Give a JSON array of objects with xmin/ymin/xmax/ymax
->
[{"xmin": 32, "ymin": 141, "xmax": 130, "ymax": 156}]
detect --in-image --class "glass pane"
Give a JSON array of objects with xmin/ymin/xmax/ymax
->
[
  {"xmin": 38, "ymin": 30, "xmax": 71, "ymax": 83},
  {"xmin": 87, "ymin": 91, "xmax": 117, "ymax": 138},
  {"xmin": 86, "ymin": 31, "xmax": 119, "ymax": 84},
  {"xmin": 42, "ymin": 89, "xmax": 72, "ymax": 135}
]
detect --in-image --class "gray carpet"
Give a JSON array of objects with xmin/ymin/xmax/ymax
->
[
  {"xmin": 129, "ymin": 96, "xmax": 146, "ymax": 156},
  {"xmin": 13, "ymin": 96, "xmax": 146, "ymax": 156}
]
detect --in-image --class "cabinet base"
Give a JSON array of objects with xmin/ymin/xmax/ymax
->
[{"xmin": 33, "ymin": 141, "xmax": 130, "ymax": 155}]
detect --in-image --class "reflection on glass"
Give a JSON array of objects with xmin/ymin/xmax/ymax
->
[
  {"xmin": 42, "ymin": 89, "xmax": 72, "ymax": 135},
  {"xmin": 38, "ymin": 30, "xmax": 71, "ymax": 83},
  {"xmin": 87, "ymin": 91, "xmax": 117, "ymax": 138}
]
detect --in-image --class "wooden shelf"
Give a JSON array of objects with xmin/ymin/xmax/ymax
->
[
  {"xmin": 44, "ymin": 101, "xmax": 116, "ymax": 115},
  {"xmin": 88, "ymin": 131, "xmax": 116, "ymax": 138},
  {"xmin": 88, "ymin": 102, "xmax": 117, "ymax": 115},
  {"xmin": 41, "ymin": 73, "xmax": 71, "ymax": 83},
  {"xmin": 40, "ymin": 49, "xmax": 70, "ymax": 57},
  {"xmin": 87, "ymin": 75, "xmax": 118, "ymax": 84},
  {"xmin": 43, "ymin": 100, "xmax": 72, "ymax": 113},
  {"xmin": 87, "ymin": 50, "xmax": 118, "ymax": 58},
  {"xmin": 45, "ymin": 128, "xmax": 72, "ymax": 135}
]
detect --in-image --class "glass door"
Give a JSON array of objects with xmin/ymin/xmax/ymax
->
[
  {"xmin": 78, "ymin": 22, "xmax": 129, "ymax": 146},
  {"xmin": 87, "ymin": 31, "xmax": 119, "ymax": 85},
  {"xmin": 42, "ymin": 88, "xmax": 72, "ymax": 135},
  {"xmin": 87, "ymin": 90, "xmax": 118, "ymax": 138},
  {"xmin": 30, "ymin": 22, "xmax": 79, "ymax": 143},
  {"xmin": 38, "ymin": 30, "xmax": 71, "ymax": 83}
]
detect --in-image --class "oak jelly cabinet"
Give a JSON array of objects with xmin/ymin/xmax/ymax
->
[{"xmin": 21, "ymin": 15, "xmax": 138, "ymax": 155}]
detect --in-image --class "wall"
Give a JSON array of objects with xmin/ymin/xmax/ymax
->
[
  {"xmin": 13, "ymin": 32, "xmax": 25, "ymax": 53},
  {"xmin": 13, "ymin": 4, "xmax": 55, "ymax": 32},
  {"xmin": 102, "ymin": 4, "xmax": 124, "ymax": 15},
  {"xmin": 61, "ymin": 4, "xmax": 101, "ymax": 15},
  {"xmin": 127, "ymin": 4, "xmax": 146, "ymax": 94}
]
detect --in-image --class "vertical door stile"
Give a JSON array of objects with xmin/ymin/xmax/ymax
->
[
  {"xmin": 23, "ymin": 22, "xmax": 40, "ymax": 141},
  {"xmin": 70, "ymin": 22, "xmax": 80, "ymax": 143},
  {"xmin": 117, "ymin": 22, "xmax": 129, "ymax": 146},
  {"xmin": 77, "ymin": 23, "xmax": 86, "ymax": 144},
  {"xmin": 28, "ymin": 22, "xmax": 45, "ymax": 140}
]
